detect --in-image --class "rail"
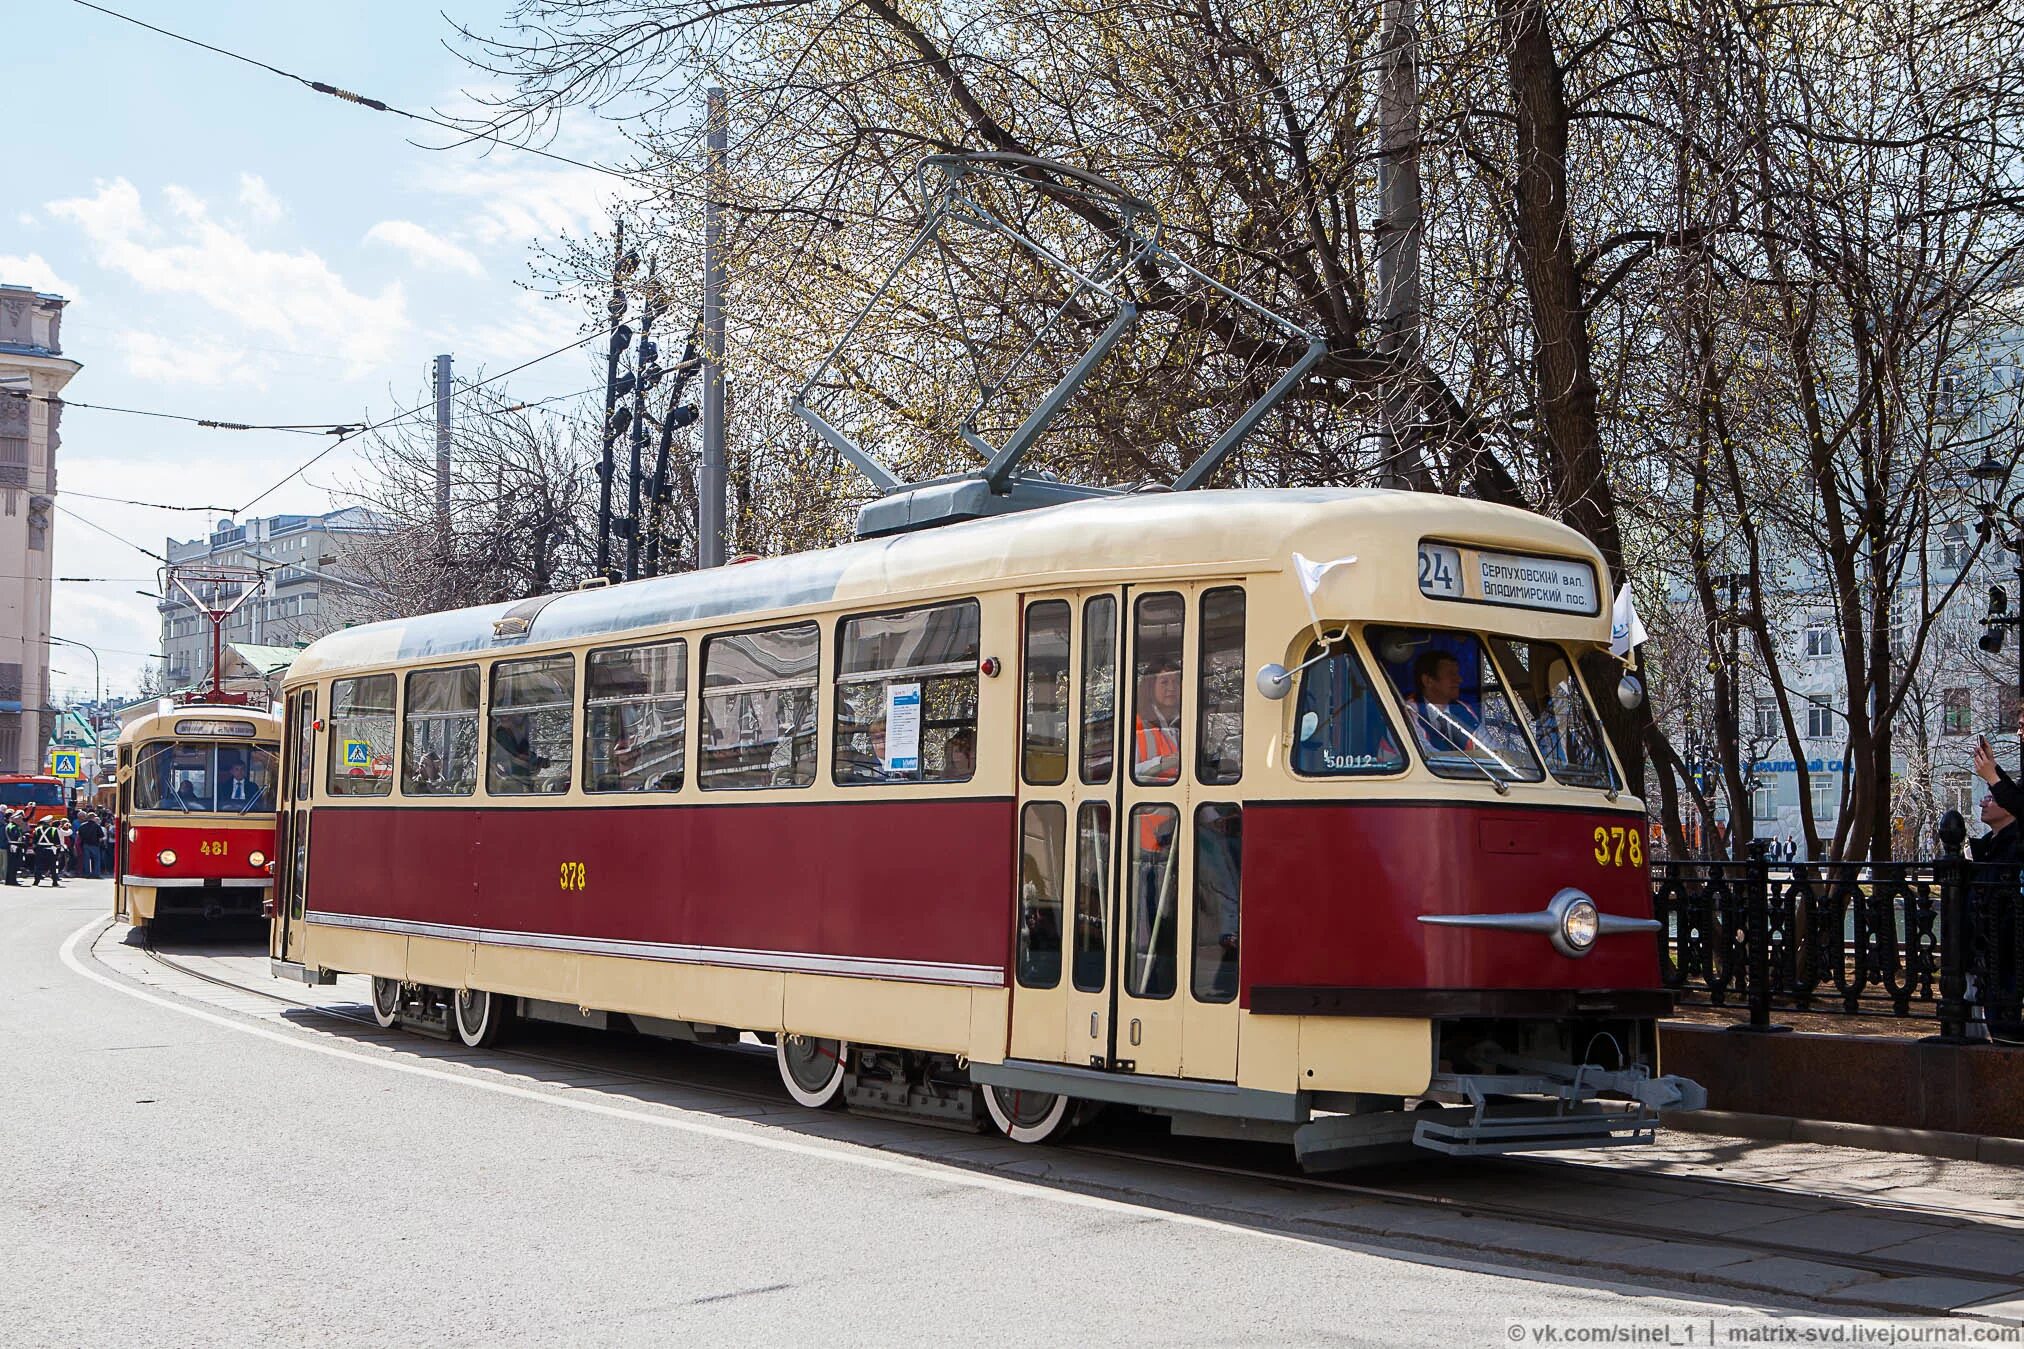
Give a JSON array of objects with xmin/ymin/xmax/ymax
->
[{"xmin": 1652, "ymin": 835, "xmax": 2023, "ymax": 1037}]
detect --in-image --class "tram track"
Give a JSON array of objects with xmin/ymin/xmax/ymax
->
[{"xmin": 135, "ymin": 940, "xmax": 2021, "ymax": 1300}]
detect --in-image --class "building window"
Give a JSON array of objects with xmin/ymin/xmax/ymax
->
[
  {"xmin": 700, "ymin": 622, "xmax": 819, "ymax": 790},
  {"xmin": 1942, "ymin": 522, "xmax": 1970, "ymax": 570},
  {"xmin": 2002, "ymin": 686, "xmax": 2022, "ymax": 733},
  {"xmin": 402, "ymin": 665, "xmax": 479, "ymax": 796},
  {"xmin": 1804, "ymin": 622, "xmax": 1833, "ymax": 658},
  {"xmin": 1947, "ymin": 776, "xmax": 1976, "ymax": 817},
  {"xmin": 1752, "ymin": 781, "xmax": 1776, "ymax": 822},
  {"xmin": 326, "ymin": 674, "xmax": 395, "ymax": 797},
  {"xmin": 1810, "ymin": 773, "xmax": 1837, "ymax": 821},
  {"xmin": 1754, "ymin": 698, "xmax": 1778, "ymax": 741},
  {"xmin": 1807, "ymin": 697, "xmax": 1834, "ymax": 740},
  {"xmin": 1944, "ymin": 687, "xmax": 1973, "ymax": 736},
  {"xmin": 487, "ymin": 654, "xmax": 575, "ymax": 795},
  {"xmin": 584, "ymin": 639, "xmax": 687, "ymax": 793},
  {"xmin": 834, "ymin": 600, "xmax": 979, "ymax": 785}
]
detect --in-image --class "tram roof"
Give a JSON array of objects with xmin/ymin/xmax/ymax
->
[{"xmin": 287, "ymin": 487, "xmax": 1605, "ymax": 682}]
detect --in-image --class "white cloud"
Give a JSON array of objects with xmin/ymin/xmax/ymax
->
[
  {"xmin": 428, "ymin": 160, "xmax": 620, "ymax": 251},
  {"xmin": 237, "ymin": 173, "xmax": 285, "ymax": 226},
  {"xmin": 114, "ymin": 329, "xmax": 261, "ymax": 388},
  {"xmin": 47, "ymin": 178, "xmax": 407, "ymax": 373},
  {"xmin": 16, "ymin": 212, "xmax": 34, "ymax": 228},
  {"xmin": 364, "ymin": 219, "xmax": 485, "ymax": 279},
  {"xmin": 0, "ymin": 252, "xmax": 81, "ymax": 299}
]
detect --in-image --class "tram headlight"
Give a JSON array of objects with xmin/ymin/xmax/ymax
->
[
  {"xmin": 157, "ymin": 848, "xmax": 177, "ymax": 867},
  {"xmin": 126, "ymin": 826, "xmax": 137, "ymax": 843},
  {"xmin": 1549, "ymin": 889, "xmax": 1600, "ymax": 957},
  {"xmin": 248, "ymin": 850, "xmax": 266, "ymax": 868}
]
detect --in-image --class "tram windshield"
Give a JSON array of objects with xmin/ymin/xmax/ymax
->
[
  {"xmin": 1367, "ymin": 626, "xmax": 1545, "ymax": 785},
  {"xmin": 1484, "ymin": 636, "xmax": 1619, "ymax": 790},
  {"xmin": 134, "ymin": 741, "xmax": 280, "ymax": 813}
]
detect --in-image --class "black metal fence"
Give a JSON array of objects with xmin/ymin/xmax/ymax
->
[{"xmin": 1652, "ymin": 837, "xmax": 2022, "ymax": 1037}]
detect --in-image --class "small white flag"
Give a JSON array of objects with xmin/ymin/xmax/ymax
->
[
  {"xmin": 1292, "ymin": 552, "xmax": 1358, "ymax": 595},
  {"xmin": 1610, "ymin": 582, "xmax": 1648, "ymax": 658}
]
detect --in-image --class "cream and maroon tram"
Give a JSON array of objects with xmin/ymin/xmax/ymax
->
[
  {"xmin": 269, "ymin": 488, "xmax": 1701, "ymax": 1162},
  {"xmin": 114, "ymin": 704, "xmax": 282, "ymax": 931}
]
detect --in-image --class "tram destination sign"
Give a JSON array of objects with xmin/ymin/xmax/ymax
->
[{"xmin": 1418, "ymin": 542, "xmax": 1599, "ymax": 616}]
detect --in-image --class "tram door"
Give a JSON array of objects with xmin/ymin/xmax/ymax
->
[
  {"xmin": 1010, "ymin": 589, "xmax": 1123, "ymax": 1068},
  {"xmin": 272, "ymin": 687, "xmax": 314, "ymax": 963},
  {"xmin": 112, "ymin": 746, "xmax": 133, "ymax": 920}
]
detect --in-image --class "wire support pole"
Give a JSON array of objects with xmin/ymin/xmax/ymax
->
[
  {"xmin": 597, "ymin": 221, "xmax": 629, "ymax": 581},
  {"xmin": 699, "ymin": 87, "xmax": 729, "ymax": 571}
]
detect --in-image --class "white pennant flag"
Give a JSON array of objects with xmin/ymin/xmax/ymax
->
[
  {"xmin": 1292, "ymin": 552, "xmax": 1357, "ymax": 637},
  {"xmin": 1610, "ymin": 582, "xmax": 1648, "ymax": 658}
]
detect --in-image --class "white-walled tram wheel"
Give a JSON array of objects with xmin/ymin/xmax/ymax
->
[
  {"xmin": 370, "ymin": 977, "xmax": 401, "ymax": 1029},
  {"xmin": 981, "ymin": 1085, "xmax": 1076, "ymax": 1144},
  {"xmin": 776, "ymin": 1035, "xmax": 849, "ymax": 1109},
  {"xmin": 452, "ymin": 987, "xmax": 509, "ymax": 1048}
]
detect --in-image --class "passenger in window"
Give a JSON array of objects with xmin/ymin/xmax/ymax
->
[
  {"xmin": 1406, "ymin": 650, "xmax": 1479, "ymax": 753},
  {"xmin": 1134, "ymin": 659, "xmax": 1183, "ymax": 784},
  {"xmin": 842, "ymin": 715, "xmax": 891, "ymax": 783},
  {"xmin": 220, "ymin": 754, "xmax": 264, "ymax": 811},
  {"xmin": 174, "ymin": 776, "xmax": 206, "ymax": 812},
  {"xmin": 944, "ymin": 727, "xmax": 976, "ymax": 779},
  {"xmin": 411, "ymin": 752, "xmax": 446, "ymax": 792},
  {"xmin": 491, "ymin": 713, "xmax": 550, "ymax": 784}
]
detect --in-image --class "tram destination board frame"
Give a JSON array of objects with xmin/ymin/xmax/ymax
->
[{"xmin": 1417, "ymin": 539, "xmax": 1601, "ymax": 617}]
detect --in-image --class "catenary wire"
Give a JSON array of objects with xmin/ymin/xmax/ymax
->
[
  {"xmin": 67, "ymin": 0, "xmax": 680, "ymax": 197},
  {"xmin": 0, "ymin": 390, "xmax": 351, "ymax": 435}
]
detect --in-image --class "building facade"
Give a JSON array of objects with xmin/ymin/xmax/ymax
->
[
  {"xmin": 159, "ymin": 508, "xmax": 374, "ymax": 691},
  {"xmin": 0, "ymin": 285, "xmax": 78, "ymax": 773}
]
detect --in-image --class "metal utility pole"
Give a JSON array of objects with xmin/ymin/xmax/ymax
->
[
  {"xmin": 645, "ymin": 328, "xmax": 701, "ymax": 579},
  {"xmin": 597, "ymin": 221, "xmax": 636, "ymax": 581},
  {"xmin": 432, "ymin": 354, "xmax": 453, "ymax": 537},
  {"xmin": 699, "ymin": 87, "xmax": 729, "ymax": 570},
  {"xmin": 1373, "ymin": 0, "xmax": 1422, "ymax": 491},
  {"xmin": 624, "ymin": 269, "xmax": 663, "ymax": 582}
]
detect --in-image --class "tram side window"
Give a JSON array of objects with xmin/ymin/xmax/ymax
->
[
  {"xmin": 1127, "ymin": 803, "xmax": 1180, "ymax": 999},
  {"xmin": 1072, "ymin": 801, "xmax": 1111, "ymax": 993},
  {"xmin": 326, "ymin": 675, "xmax": 396, "ymax": 798},
  {"xmin": 700, "ymin": 622, "xmax": 820, "ymax": 790},
  {"xmin": 1196, "ymin": 587, "xmax": 1245, "ymax": 785},
  {"xmin": 1080, "ymin": 595, "xmax": 1117, "ymax": 785},
  {"xmin": 585, "ymin": 639, "xmax": 687, "ymax": 793},
  {"xmin": 1022, "ymin": 601, "xmax": 1070, "ymax": 786},
  {"xmin": 1017, "ymin": 802, "xmax": 1065, "ymax": 989},
  {"xmin": 834, "ymin": 600, "xmax": 979, "ymax": 785},
  {"xmin": 1368, "ymin": 626, "xmax": 1544, "ymax": 785},
  {"xmin": 1291, "ymin": 637, "xmax": 1406, "ymax": 777},
  {"xmin": 293, "ymin": 688, "xmax": 316, "ymax": 802},
  {"xmin": 1191, "ymin": 803, "xmax": 1241, "ymax": 1004},
  {"xmin": 403, "ymin": 665, "xmax": 479, "ymax": 796},
  {"xmin": 1130, "ymin": 593, "xmax": 1186, "ymax": 787},
  {"xmin": 488, "ymin": 655, "xmax": 576, "ymax": 795},
  {"xmin": 1486, "ymin": 637, "xmax": 1618, "ymax": 790}
]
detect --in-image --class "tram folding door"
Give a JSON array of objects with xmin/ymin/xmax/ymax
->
[
  {"xmin": 272, "ymin": 687, "xmax": 314, "ymax": 963},
  {"xmin": 1010, "ymin": 585, "xmax": 1241, "ymax": 1083}
]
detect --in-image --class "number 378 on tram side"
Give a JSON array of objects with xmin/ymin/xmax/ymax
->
[{"xmin": 268, "ymin": 488, "xmax": 1703, "ymax": 1165}]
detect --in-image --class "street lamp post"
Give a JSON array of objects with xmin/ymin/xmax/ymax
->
[
  {"xmin": 1966, "ymin": 452, "xmax": 2024, "ymax": 778},
  {"xmin": 43, "ymin": 635, "xmax": 99, "ymax": 790}
]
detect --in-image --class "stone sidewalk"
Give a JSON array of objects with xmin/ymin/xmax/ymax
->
[{"xmin": 109, "ymin": 926, "xmax": 2024, "ymax": 1324}]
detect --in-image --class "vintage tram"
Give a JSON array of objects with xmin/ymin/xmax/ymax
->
[
  {"xmin": 268, "ymin": 488, "xmax": 1701, "ymax": 1163},
  {"xmin": 113, "ymin": 702, "xmax": 282, "ymax": 932}
]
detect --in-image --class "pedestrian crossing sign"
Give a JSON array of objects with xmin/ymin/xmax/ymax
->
[
  {"xmin": 342, "ymin": 739, "xmax": 372, "ymax": 767},
  {"xmin": 49, "ymin": 751, "xmax": 80, "ymax": 779}
]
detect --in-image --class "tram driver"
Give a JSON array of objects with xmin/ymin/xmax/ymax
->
[
  {"xmin": 218, "ymin": 752, "xmax": 266, "ymax": 811},
  {"xmin": 1405, "ymin": 649, "xmax": 1480, "ymax": 753}
]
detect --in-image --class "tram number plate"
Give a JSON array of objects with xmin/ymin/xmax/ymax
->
[
  {"xmin": 198, "ymin": 839, "xmax": 229, "ymax": 858},
  {"xmin": 1593, "ymin": 826, "xmax": 1644, "ymax": 868},
  {"xmin": 558, "ymin": 860, "xmax": 588, "ymax": 892},
  {"xmin": 1417, "ymin": 544, "xmax": 1464, "ymax": 599}
]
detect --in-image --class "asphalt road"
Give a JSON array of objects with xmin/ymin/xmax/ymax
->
[{"xmin": 3, "ymin": 881, "xmax": 1782, "ymax": 1346}]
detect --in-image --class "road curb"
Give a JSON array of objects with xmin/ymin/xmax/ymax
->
[{"xmin": 1665, "ymin": 1107, "xmax": 2024, "ymax": 1166}]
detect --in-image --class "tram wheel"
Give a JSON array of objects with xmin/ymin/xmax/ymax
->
[
  {"xmin": 452, "ymin": 987, "xmax": 510, "ymax": 1049},
  {"xmin": 370, "ymin": 976, "xmax": 402, "ymax": 1029},
  {"xmin": 776, "ymin": 1034, "xmax": 849, "ymax": 1109},
  {"xmin": 981, "ymin": 1085, "xmax": 1077, "ymax": 1144}
]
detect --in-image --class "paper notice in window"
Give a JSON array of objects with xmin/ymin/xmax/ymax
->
[{"xmin": 885, "ymin": 683, "xmax": 922, "ymax": 774}]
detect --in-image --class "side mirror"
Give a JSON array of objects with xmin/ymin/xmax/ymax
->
[
  {"xmin": 1256, "ymin": 663, "xmax": 1293, "ymax": 700},
  {"xmin": 1617, "ymin": 674, "xmax": 1645, "ymax": 711}
]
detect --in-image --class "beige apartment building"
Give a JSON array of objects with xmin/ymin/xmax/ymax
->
[{"xmin": 0, "ymin": 285, "xmax": 77, "ymax": 773}]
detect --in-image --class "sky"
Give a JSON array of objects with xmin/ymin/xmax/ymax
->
[{"xmin": 5, "ymin": 0, "xmax": 639, "ymax": 697}]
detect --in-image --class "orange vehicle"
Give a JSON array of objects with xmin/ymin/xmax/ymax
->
[
  {"xmin": 112, "ymin": 703, "xmax": 281, "ymax": 931},
  {"xmin": 0, "ymin": 774, "xmax": 69, "ymax": 824}
]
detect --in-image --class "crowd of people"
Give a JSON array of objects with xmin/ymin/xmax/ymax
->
[{"xmin": 4, "ymin": 804, "xmax": 115, "ymax": 887}]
